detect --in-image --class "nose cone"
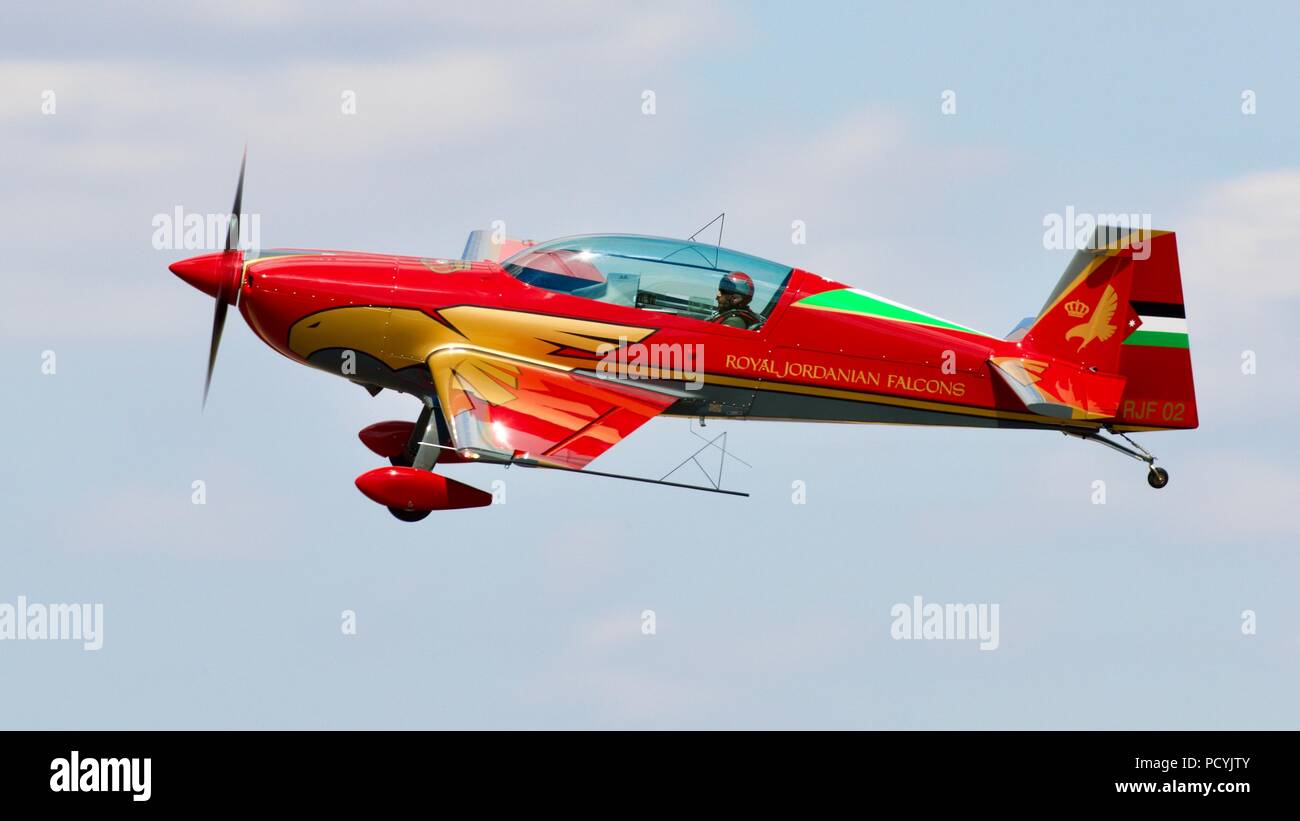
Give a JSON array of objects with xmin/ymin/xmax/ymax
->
[{"xmin": 170, "ymin": 251, "xmax": 241, "ymax": 303}]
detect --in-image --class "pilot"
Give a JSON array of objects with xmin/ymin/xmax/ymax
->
[{"xmin": 708, "ymin": 271, "xmax": 763, "ymax": 329}]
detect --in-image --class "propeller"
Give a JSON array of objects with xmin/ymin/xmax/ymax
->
[{"xmin": 203, "ymin": 147, "xmax": 247, "ymax": 408}]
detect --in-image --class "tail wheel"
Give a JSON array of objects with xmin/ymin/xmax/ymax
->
[
  {"xmin": 1147, "ymin": 467, "xmax": 1170, "ymax": 489},
  {"xmin": 388, "ymin": 506, "xmax": 431, "ymax": 522}
]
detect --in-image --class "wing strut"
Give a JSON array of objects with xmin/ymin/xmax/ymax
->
[
  {"xmin": 513, "ymin": 457, "xmax": 748, "ymax": 497},
  {"xmin": 415, "ymin": 443, "xmax": 748, "ymax": 497}
]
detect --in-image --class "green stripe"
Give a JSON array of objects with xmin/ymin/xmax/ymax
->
[
  {"xmin": 796, "ymin": 289, "xmax": 989, "ymax": 336},
  {"xmin": 1124, "ymin": 330, "xmax": 1189, "ymax": 348}
]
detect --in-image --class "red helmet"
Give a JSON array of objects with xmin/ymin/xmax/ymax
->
[{"xmin": 719, "ymin": 271, "xmax": 755, "ymax": 300}]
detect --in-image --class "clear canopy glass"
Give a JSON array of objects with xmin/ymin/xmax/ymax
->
[{"xmin": 502, "ymin": 234, "xmax": 793, "ymax": 324}]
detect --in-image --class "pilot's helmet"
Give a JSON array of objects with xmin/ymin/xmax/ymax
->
[{"xmin": 719, "ymin": 271, "xmax": 755, "ymax": 302}]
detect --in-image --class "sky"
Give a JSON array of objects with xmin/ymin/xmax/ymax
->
[{"xmin": 1, "ymin": 1, "xmax": 1297, "ymax": 729}]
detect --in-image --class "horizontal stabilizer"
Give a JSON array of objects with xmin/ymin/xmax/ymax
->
[
  {"xmin": 989, "ymin": 356, "xmax": 1126, "ymax": 421},
  {"xmin": 1005, "ymin": 316, "xmax": 1034, "ymax": 342},
  {"xmin": 461, "ymin": 229, "xmax": 536, "ymax": 263}
]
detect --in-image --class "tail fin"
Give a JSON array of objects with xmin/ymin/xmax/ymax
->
[{"xmin": 1020, "ymin": 228, "xmax": 1197, "ymax": 430}]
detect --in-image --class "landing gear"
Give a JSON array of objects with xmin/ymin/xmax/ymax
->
[
  {"xmin": 388, "ymin": 506, "xmax": 431, "ymax": 522},
  {"xmin": 1065, "ymin": 428, "xmax": 1170, "ymax": 490}
]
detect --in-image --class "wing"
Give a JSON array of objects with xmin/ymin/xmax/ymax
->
[{"xmin": 429, "ymin": 349, "xmax": 679, "ymax": 469}]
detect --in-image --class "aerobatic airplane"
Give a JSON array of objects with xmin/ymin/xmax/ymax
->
[{"xmin": 171, "ymin": 154, "xmax": 1197, "ymax": 520}]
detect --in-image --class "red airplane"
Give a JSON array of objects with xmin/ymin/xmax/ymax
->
[{"xmin": 171, "ymin": 156, "xmax": 1197, "ymax": 521}]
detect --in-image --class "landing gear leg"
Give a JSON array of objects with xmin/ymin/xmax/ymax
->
[
  {"xmin": 1064, "ymin": 429, "xmax": 1170, "ymax": 490},
  {"xmin": 386, "ymin": 400, "xmax": 443, "ymax": 520},
  {"xmin": 392, "ymin": 400, "xmax": 443, "ymax": 469},
  {"xmin": 409, "ymin": 398, "xmax": 444, "ymax": 472}
]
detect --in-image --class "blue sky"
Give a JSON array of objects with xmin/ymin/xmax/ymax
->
[{"xmin": 1, "ymin": 1, "xmax": 1297, "ymax": 728}]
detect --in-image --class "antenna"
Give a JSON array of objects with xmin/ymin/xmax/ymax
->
[{"xmin": 688, "ymin": 212, "xmax": 725, "ymax": 268}]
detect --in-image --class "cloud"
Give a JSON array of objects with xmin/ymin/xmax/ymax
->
[
  {"xmin": 1179, "ymin": 169, "xmax": 1300, "ymax": 302},
  {"xmin": 0, "ymin": 55, "xmax": 524, "ymax": 160},
  {"xmin": 1171, "ymin": 169, "xmax": 1300, "ymax": 421},
  {"xmin": 162, "ymin": 0, "xmax": 711, "ymax": 48},
  {"xmin": 0, "ymin": 3, "xmax": 726, "ymax": 159},
  {"xmin": 0, "ymin": 3, "xmax": 731, "ymax": 254},
  {"xmin": 706, "ymin": 106, "xmax": 1010, "ymax": 308}
]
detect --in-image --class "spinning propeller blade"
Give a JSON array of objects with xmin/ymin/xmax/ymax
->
[{"xmin": 202, "ymin": 147, "xmax": 247, "ymax": 408}]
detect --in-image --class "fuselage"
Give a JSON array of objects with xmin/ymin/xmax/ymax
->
[{"xmin": 226, "ymin": 245, "xmax": 1091, "ymax": 434}]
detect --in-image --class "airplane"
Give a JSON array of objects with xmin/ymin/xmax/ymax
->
[{"xmin": 170, "ymin": 154, "xmax": 1197, "ymax": 521}]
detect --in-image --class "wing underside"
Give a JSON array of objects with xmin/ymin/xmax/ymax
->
[{"xmin": 428, "ymin": 349, "xmax": 677, "ymax": 469}]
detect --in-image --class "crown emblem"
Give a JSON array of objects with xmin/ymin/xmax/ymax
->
[{"xmin": 1064, "ymin": 299, "xmax": 1090, "ymax": 318}]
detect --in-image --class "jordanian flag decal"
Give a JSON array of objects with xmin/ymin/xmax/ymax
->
[{"xmin": 1125, "ymin": 301, "xmax": 1189, "ymax": 348}]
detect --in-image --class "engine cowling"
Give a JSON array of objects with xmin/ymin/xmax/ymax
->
[{"xmin": 354, "ymin": 467, "xmax": 492, "ymax": 511}]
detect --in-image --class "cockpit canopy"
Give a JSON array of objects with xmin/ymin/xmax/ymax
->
[{"xmin": 501, "ymin": 234, "xmax": 793, "ymax": 325}]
